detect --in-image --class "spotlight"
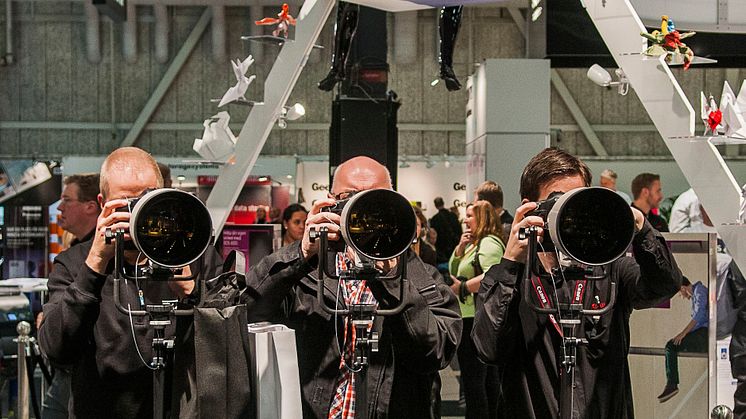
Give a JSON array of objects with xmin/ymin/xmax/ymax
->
[
  {"xmin": 277, "ymin": 103, "xmax": 306, "ymax": 129},
  {"xmin": 284, "ymin": 103, "xmax": 306, "ymax": 121},
  {"xmin": 258, "ymin": 176, "xmax": 269, "ymax": 182},
  {"xmin": 587, "ymin": 64, "xmax": 629, "ymax": 95},
  {"xmin": 176, "ymin": 175, "xmax": 186, "ymax": 182},
  {"xmin": 286, "ymin": 174, "xmax": 293, "ymax": 179}
]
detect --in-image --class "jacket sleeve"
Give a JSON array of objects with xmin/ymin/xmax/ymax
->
[
  {"xmin": 367, "ymin": 256, "xmax": 462, "ymax": 374},
  {"xmin": 621, "ymin": 218, "xmax": 683, "ymax": 310},
  {"xmin": 471, "ymin": 259, "xmax": 524, "ymax": 365},
  {"xmin": 38, "ymin": 251, "xmax": 107, "ymax": 366},
  {"xmin": 243, "ymin": 241, "xmax": 316, "ymax": 323}
]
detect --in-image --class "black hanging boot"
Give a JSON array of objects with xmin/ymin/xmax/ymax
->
[
  {"xmin": 318, "ymin": 2, "xmax": 359, "ymax": 91},
  {"xmin": 438, "ymin": 6, "xmax": 463, "ymax": 91}
]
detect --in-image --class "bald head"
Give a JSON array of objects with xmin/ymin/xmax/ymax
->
[
  {"xmin": 100, "ymin": 147, "xmax": 163, "ymax": 201},
  {"xmin": 331, "ymin": 156, "xmax": 392, "ymax": 196}
]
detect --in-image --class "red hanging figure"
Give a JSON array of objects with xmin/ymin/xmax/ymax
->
[{"xmin": 255, "ymin": 3, "xmax": 297, "ymax": 38}]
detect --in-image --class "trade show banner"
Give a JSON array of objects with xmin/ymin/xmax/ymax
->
[{"xmin": 1, "ymin": 206, "xmax": 48, "ymax": 279}]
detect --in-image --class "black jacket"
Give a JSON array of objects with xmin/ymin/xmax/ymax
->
[
  {"xmin": 472, "ymin": 219, "xmax": 682, "ymax": 419},
  {"xmin": 244, "ymin": 242, "xmax": 462, "ymax": 418},
  {"xmin": 430, "ymin": 208, "xmax": 462, "ymax": 264},
  {"xmin": 38, "ymin": 240, "xmax": 222, "ymax": 419}
]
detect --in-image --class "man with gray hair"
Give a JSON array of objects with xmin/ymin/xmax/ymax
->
[{"xmin": 39, "ymin": 147, "xmax": 222, "ymax": 419}]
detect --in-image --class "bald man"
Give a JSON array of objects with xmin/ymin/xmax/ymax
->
[
  {"xmin": 245, "ymin": 156, "xmax": 462, "ymax": 418},
  {"xmin": 39, "ymin": 147, "xmax": 222, "ymax": 419}
]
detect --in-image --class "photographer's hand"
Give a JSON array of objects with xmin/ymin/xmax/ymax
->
[
  {"xmin": 301, "ymin": 198, "xmax": 341, "ymax": 260},
  {"xmin": 85, "ymin": 199, "xmax": 131, "ymax": 275},
  {"xmin": 630, "ymin": 206, "xmax": 645, "ymax": 232},
  {"xmin": 503, "ymin": 201, "xmax": 544, "ymax": 263}
]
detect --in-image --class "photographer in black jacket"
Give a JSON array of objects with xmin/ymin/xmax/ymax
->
[
  {"xmin": 244, "ymin": 156, "xmax": 462, "ymax": 418},
  {"xmin": 38, "ymin": 147, "xmax": 222, "ymax": 419},
  {"xmin": 472, "ymin": 148, "xmax": 682, "ymax": 419}
]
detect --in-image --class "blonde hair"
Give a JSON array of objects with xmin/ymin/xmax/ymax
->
[{"xmin": 469, "ymin": 200, "xmax": 503, "ymax": 244}]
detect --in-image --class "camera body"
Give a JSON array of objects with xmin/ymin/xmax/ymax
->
[
  {"xmin": 524, "ymin": 191, "xmax": 564, "ymax": 252},
  {"xmin": 526, "ymin": 192, "xmax": 563, "ymax": 221},
  {"xmin": 322, "ymin": 197, "xmax": 351, "ymax": 215},
  {"xmin": 321, "ymin": 197, "xmax": 353, "ymax": 253},
  {"xmin": 113, "ymin": 191, "xmax": 155, "ymax": 251}
]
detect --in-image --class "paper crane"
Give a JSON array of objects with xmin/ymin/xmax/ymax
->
[
  {"xmin": 255, "ymin": 3, "xmax": 296, "ymax": 38},
  {"xmin": 217, "ymin": 55, "xmax": 256, "ymax": 108},
  {"xmin": 700, "ymin": 93, "xmax": 722, "ymax": 136},
  {"xmin": 700, "ymin": 81, "xmax": 746, "ymax": 138},
  {"xmin": 193, "ymin": 111, "xmax": 237, "ymax": 162}
]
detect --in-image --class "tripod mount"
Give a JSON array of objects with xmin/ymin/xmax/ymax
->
[
  {"xmin": 519, "ymin": 225, "xmax": 617, "ymax": 419},
  {"xmin": 106, "ymin": 228, "xmax": 196, "ymax": 419},
  {"xmin": 311, "ymin": 226, "xmax": 408, "ymax": 419}
]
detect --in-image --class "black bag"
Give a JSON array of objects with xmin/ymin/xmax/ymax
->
[{"xmin": 172, "ymin": 251, "xmax": 254, "ymax": 419}]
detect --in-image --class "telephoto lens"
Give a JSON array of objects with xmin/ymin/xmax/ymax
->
[
  {"xmin": 129, "ymin": 189, "xmax": 213, "ymax": 268},
  {"xmin": 337, "ymin": 189, "xmax": 417, "ymax": 261},
  {"xmin": 546, "ymin": 187, "xmax": 635, "ymax": 266}
]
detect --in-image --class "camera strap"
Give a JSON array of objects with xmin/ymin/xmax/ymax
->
[{"xmin": 530, "ymin": 275, "xmax": 587, "ymax": 337}]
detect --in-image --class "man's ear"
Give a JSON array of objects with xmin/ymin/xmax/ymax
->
[
  {"xmin": 97, "ymin": 193, "xmax": 104, "ymax": 209},
  {"xmin": 86, "ymin": 201, "xmax": 100, "ymax": 215}
]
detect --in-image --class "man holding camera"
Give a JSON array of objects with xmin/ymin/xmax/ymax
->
[
  {"xmin": 39, "ymin": 147, "xmax": 222, "ymax": 419},
  {"xmin": 245, "ymin": 156, "xmax": 462, "ymax": 418},
  {"xmin": 472, "ymin": 148, "xmax": 682, "ymax": 418}
]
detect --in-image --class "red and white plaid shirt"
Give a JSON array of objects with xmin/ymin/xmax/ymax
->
[{"xmin": 328, "ymin": 254, "xmax": 377, "ymax": 419}]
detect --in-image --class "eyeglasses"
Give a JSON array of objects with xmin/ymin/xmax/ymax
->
[{"xmin": 332, "ymin": 190, "xmax": 360, "ymax": 201}]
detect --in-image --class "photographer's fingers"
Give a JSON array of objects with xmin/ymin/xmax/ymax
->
[
  {"xmin": 513, "ymin": 201, "xmax": 538, "ymax": 222},
  {"xmin": 310, "ymin": 198, "xmax": 336, "ymax": 215},
  {"xmin": 301, "ymin": 221, "xmax": 340, "ymax": 260},
  {"xmin": 100, "ymin": 199, "xmax": 131, "ymax": 218},
  {"xmin": 504, "ymin": 213, "xmax": 545, "ymax": 263}
]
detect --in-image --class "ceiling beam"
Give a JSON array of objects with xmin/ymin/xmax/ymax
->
[
  {"xmin": 119, "ymin": 7, "xmax": 211, "ymax": 148},
  {"xmin": 550, "ymin": 69, "xmax": 608, "ymax": 156}
]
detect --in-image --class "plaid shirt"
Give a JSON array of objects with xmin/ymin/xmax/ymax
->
[{"xmin": 328, "ymin": 254, "xmax": 378, "ymax": 419}]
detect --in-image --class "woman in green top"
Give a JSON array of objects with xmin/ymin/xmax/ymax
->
[{"xmin": 449, "ymin": 200, "xmax": 505, "ymax": 419}]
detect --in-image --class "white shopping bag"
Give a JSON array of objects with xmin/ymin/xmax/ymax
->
[{"xmin": 248, "ymin": 322, "xmax": 303, "ymax": 419}]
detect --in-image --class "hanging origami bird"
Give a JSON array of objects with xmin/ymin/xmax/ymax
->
[{"xmin": 641, "ymin": 15, "xmax": 696, "ymax": 69}]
